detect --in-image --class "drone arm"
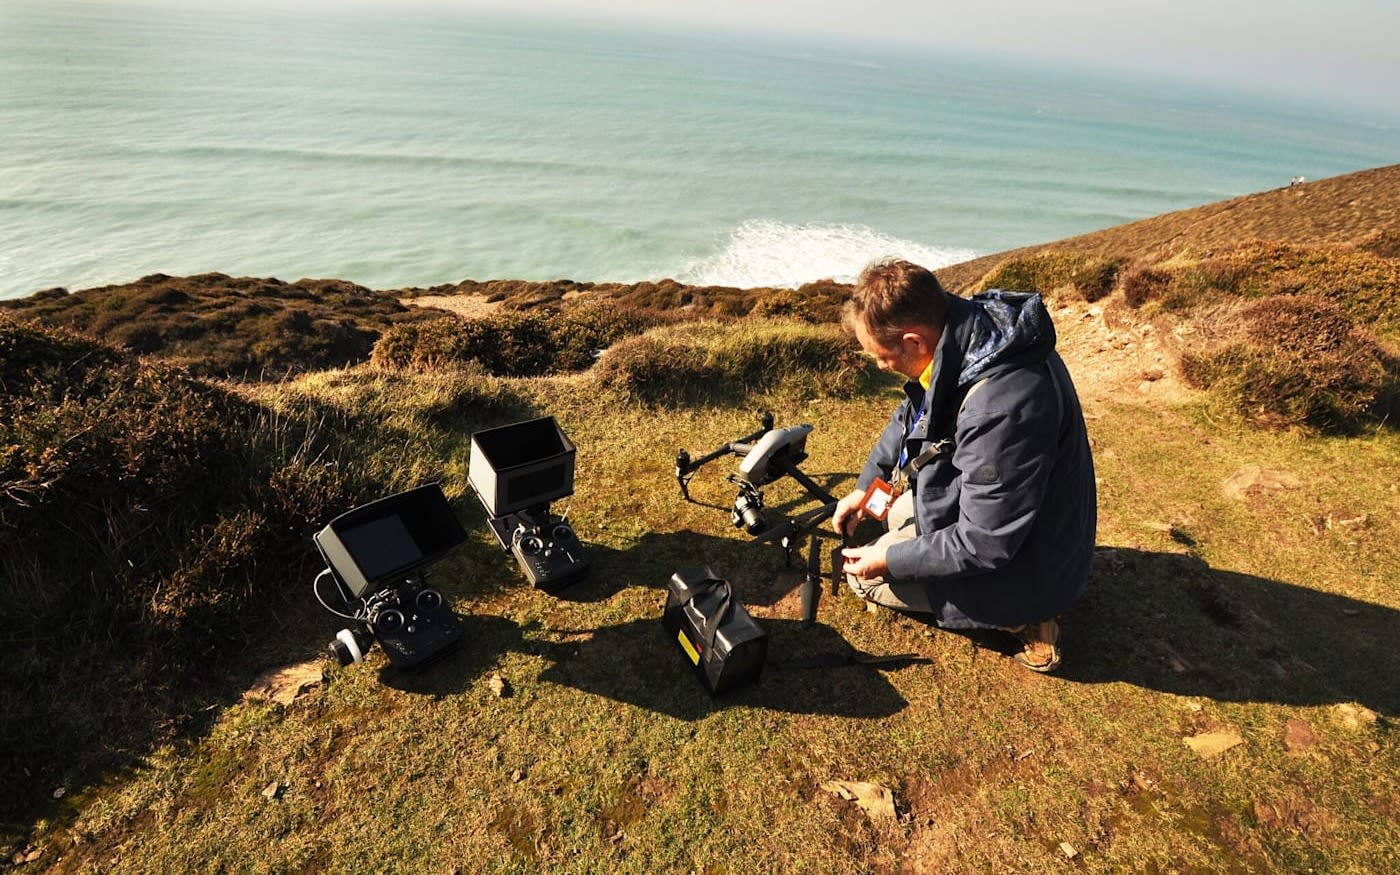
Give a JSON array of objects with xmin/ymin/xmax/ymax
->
[
  {"xmin": 752, "ymin": 500, "xmax": 838, "ymax": 545},
  {"xmin": 675, "ymin": 416, "xmax": 775, "ymax": 500},
  {"xmin": 676, "ymin": 444, "xmax": 737, "ymax": 500},
  {"xmin": 770, "ymin": 452, "xmax": 836, "ymax": 504}
]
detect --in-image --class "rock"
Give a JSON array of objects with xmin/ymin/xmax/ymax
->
[
  {"xmin": 819, "ymin": 780, "xmax": 897, "ymax": 823},
  {"xmin": 489, "ymin": 673, "xmax": 512, "ymax": 698},
  {"xmin": 1283, "ymin": 718, "xmax": 1318, "ymax": 754},
  {"xmin": 1221, "ymin": 466, "xmax": 1301, "ymax": 501},
  {"xmin": 1184, "ymin": 729, "xmax": 1244, "ymax": 758},
  {"xmin": 246, "ymin": 661, "xmax": 324, "ymax": 706},
  {"xmin": 1332, "ymin": 703, "xmax": 1379, "ymax": 729}
]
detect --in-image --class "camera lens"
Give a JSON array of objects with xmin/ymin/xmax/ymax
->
[
  {"xmin": 374, "ymin": 608, "xmax": 405, "ymax": 634},
  {"xmin": 741, "ymin": 505, "xmax": 766, "ymax": 535},
  {"xmin": 733, "ymin": 491, "xmax": 766, "ymax": 535},
  {"xmin": 416, "ymin": 588, "xmax": 442, "ymax": 611}
]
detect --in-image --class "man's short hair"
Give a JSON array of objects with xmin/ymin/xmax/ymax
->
[{"xmin": 844, "ymin": 259, "xmax": 949, "ymax": 346}]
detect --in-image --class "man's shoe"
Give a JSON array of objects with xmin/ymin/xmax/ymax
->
[{"xmin": 1010, "ymin": 619, "xmax": 1061, "ymax": 673}]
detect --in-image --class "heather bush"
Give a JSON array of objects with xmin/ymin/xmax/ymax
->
[
  {"xmin": 0, "ymin": 273, "xmax": 436, "ymax": 378},
  {"xmin": 0, "ymin": 318, "xmax": 392, "ymax": 804},
  {"xmin": 1113, "ymin": 243, "xmax": 1400, "ymax": 342},
  {"xmin": 371, "ymin": 302, "xmax": 661, "ymax": 375},
  {"xmin": 1359, "ymin": 229, "xmax": 1400, "ymax": 259},
  {"xmin": 1179, "ymin": 296, "xmax": 1398, "ymax": 433},
  {"xmin": 1121, "ymin": 266, "xmax": 1173, "ymax": 308},
  {"xmin": 748, "ymin": 281, "xmax": 849, "ymax": 323}
]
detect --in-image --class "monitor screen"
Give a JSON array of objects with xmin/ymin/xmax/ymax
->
[
  {"xmin": 314, "ymin": 483, "xmax": 468, "ymax": 598},
  {"xmin": 337, "ymin": 515, "xmax": 422, "ymax": 583}
]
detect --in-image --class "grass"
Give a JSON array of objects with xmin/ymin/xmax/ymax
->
[{"xmin": 9, "ymin": 350, "xmax": 1398, "ymax": 873}]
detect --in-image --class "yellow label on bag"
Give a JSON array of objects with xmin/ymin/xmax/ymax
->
[{"xmin": 677, "ymin": 629, "xmax": 701, "ymax": 665}]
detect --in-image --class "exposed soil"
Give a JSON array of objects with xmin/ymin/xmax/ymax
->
[{"xmin": 403, "ymin": 293, "xmax": 503, "ymax": 320}]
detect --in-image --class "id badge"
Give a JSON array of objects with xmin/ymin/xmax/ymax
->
[{"xmin": 859, "ymin": 477, "xmax": 897, "ymax": 522}]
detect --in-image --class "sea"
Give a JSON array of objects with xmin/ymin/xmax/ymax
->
[{"xmin": 3, "ymin": 0, "xmax": 1399, "ymax": 300}]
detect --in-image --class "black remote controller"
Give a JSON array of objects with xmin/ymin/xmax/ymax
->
[
  {"xmin": 368, "ymin": 584, "xmax": 463, "ymax": 668},
  {"xmin": 510, "ymin": 519, "xmax": 591, "ymax": 592}
]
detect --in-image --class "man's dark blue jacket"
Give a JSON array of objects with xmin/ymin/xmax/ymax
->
[{"xmin": 855, "ymin": 289, "xmax": 1097, "ymax": 629}]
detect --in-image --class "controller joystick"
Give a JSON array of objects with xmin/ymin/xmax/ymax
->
[
  {"xmin": 374, "ymin": 607, "xmax": 405, "ymax": 634},
  {"xmin": 508, "ymin": 513, "xmax": 590, "ymax": 592}
]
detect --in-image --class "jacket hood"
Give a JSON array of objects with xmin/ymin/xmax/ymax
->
[{"xmin": 934, "ymin": 289, "xmax": 1056, "ymax": 391}]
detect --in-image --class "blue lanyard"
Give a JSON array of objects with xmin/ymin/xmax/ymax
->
[{"xmin": 896, "ymin": 406, "xmax": 927, "ymax": 470}]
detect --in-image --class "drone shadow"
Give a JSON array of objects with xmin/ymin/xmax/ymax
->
[{"xmin": 543, "ymin": 528, "xmax": 847, "ymax": 608}]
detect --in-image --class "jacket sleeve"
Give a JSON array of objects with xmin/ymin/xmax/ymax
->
[
  {"xmin": 856, "ymin": 401, "xmax": 909, "ymax": 491},
  {"xmin": 884, "ymin": 374, "xmax": 1060, "ymax": 581}
]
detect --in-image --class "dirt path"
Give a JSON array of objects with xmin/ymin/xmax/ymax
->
[
  {"xmin": 401, "ymin": 294, "xmax": 502, "ymax": 319},
  {"xmin": 1045, "ymin": 298, "xmax": 1196, "ymax": 413}
]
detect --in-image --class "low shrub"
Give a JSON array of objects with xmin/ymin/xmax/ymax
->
[
  {"xmin": 1179, "ymin": 296, "xmax": 1398, "ymax": 433},
  {"xmin": 592, "ymin": 319, "xmax": 869, "ymax": 406},
  {"xmin": 0, "ymin": 273, "xmax": 438, "ymax": 378},
  {"xmin": 1121, "ymin": 266, "xmax": 1173, "ymax": 308},
  {"xmin": 977, "ymin": 251, "xmax": 1122, "ymax": 302},
  {"xmin": 1359, "ymin": 229, "xmax": 1400, "ymax": 259},
  {"xmin": 0, "ymin": 318, "xmax": 391, "ymax": 812},
  {"xmin": 371, "ymin": 302, "xmax": 661, "ymax": 375},
  {"xmin": 749, "ymin": 281, "xmax": 849, "ymax": 323},
  {"xmin": 1112, "ymin": 243, "xmax": 1400, "ymax": 342}
]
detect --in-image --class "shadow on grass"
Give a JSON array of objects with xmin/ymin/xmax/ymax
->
[
  {"xmin": 383, "ymin": 613, "xmax": 910, "ymax": 719},
  {"xmin": 384, "ymin": 522, "xmax": 911, "ymax": 720},
  {"xmin": 464, "ymin": 522, "xmax": 834, "ymax": 606},
  {"xmin": 1058, "ymin": 547, "xmax": 1400, "ymax": 717},
  {"xmin": 537, "ymin": 617, "xmax": 911, "ymax": 719}
]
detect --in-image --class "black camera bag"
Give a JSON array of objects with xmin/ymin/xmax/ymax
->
[{"xmin": 662, "ymin": 567, "xmax": 768, "ymax": 695}]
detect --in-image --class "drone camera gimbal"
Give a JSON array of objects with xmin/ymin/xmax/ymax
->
[{"xmin": 674, "ymin": 413, "xmax": 839, "ymax": 564}]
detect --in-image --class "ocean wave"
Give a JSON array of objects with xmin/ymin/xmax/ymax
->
[{"xmin": 676, "ymin": 220, "xmax": 979, "ymax": 288}]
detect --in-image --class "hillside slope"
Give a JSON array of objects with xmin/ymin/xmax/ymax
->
[{"xmin": 936, "ymin": 163, "xmax": 1400, "ymax": 292}]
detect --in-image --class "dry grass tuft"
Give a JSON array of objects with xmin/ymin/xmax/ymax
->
[{"xmin": 591, "ymin": 319, "xmax": 870, "ymax": 406}]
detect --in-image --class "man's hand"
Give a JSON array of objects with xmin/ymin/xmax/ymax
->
[
  {"xmin": 831, "ymin": 488, "xmax": 866, "ymax": 537},
  {"xmin": 840, "ymin": 542, "xmax": 890, "ymax": 580}
]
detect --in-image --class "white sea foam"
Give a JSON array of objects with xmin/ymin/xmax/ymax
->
[{"xmin": 677, "ymin": 220, "xmax": 979, "ymax": 288}]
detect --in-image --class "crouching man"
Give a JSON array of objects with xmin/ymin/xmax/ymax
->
[{"xmin": 833, "ymin": 259, "xmax": 1096, "ymax": 672}]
